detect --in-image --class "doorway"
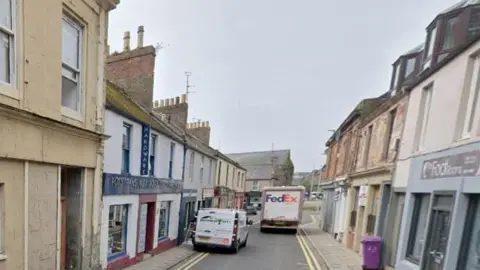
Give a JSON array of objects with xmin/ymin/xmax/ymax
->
[
  {"xmin": 137, "ymin": 201, "xmax": 156, "ymax": 254},
  {"xmin": 423, "ymin": 195, "xmax": 453, "ymax": 270},
  {"xmin": 60, "ymin": 166, "xmax": 84, "ymax": 270}
]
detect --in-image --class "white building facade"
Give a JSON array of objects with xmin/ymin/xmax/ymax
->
[
  {"xmin": 100, "ymin": 84, "xmax": 184, "ymax": 269},
  {"xmin": 394, "ymin": 38, "xmax": 480, "ymax": 270}
]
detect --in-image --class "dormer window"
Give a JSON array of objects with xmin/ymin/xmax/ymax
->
[
  {"xmin": 441, "ymin": 16, "xmax": 459, "ymax": 51},
  {"xmin": 404, "ymin": 57, "xmax": 416, "ymax": 79},
  {"xmin": 423, "ymin": 26, "xmax": 437, "ymax": 71}
]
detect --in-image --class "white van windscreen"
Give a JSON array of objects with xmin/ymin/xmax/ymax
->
[{"xmin": 196, "ymin": 211, "xmax": 234, "ymax": 235}]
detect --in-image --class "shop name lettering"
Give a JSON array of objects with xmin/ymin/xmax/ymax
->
[
  {"xmin": 421, "ymin": 151, "xmax": 480, "ymax": 179},
  {"xmin": 110, "ymin": 176, "xmax": 178, "ymax": 190},
  {"xmin": 140, "ymin": 125, "xmax": 150, "ymax": 175}
]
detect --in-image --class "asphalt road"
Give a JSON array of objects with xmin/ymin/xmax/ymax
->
[{"xmin": 174, "ymin": 214, "xmax": 316, "ymax": 270}]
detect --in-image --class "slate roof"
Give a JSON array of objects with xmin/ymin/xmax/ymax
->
[
  {"xmin": 440, "ymin": 0, "xmax": 480, "ymax": 15},
  {"xmin": 186, "ymin": 133, "xmax": 216, "ymax": 159},
  {"xmin": 226, "ymin": 150, "xmax": 290, "ymax": 180}
]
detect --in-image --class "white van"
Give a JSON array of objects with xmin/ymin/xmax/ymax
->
[{"xmin": 191, "ymin": 208, "xmax": 253, "ymax": 253}]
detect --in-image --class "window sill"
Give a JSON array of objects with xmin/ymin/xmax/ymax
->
[
  {"xmin": 0, "ymin": 83, "xmax": 19, "ymax": 100},
  {"xmin": 0, "ymin": 254, "xmax": 7, "ymax": 261},
  {"xmin": 107, "ymin": 251, "xmax": 127, "ymax": 262},
  {"xmin": 61, "ymin": 106, "xmax": 84, "ymax": 122},
  {"xmin": 158, "ymin": 236, "xmax": 169, "ymax": 242}
]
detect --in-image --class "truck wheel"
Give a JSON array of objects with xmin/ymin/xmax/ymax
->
[{"xmin": 260, "ymin": 227, "xmax": 266, "ymax": 233}]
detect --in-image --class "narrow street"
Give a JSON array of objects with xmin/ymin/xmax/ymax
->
[{"xmin": 172, "ymin": 212, "xmax": 324, "ymax": 270}]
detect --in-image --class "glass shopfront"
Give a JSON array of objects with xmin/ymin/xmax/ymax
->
[
  {"xmin": 108, "ymin": 204, "xmax": 129, "ymax": 260},
  {"xmin": 158, "ymin": 201, "xmax": 171, "ymax": 239}
]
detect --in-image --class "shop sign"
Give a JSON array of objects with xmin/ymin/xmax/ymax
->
[
  {"xmin": 421, "ymin": 150, "xmax": 480, "ymax": 180},
  {"xmin": 103, "ymin": 173, "xmax": 183, "ymax": 195},
  {"xmin": 203, "ymin": 188, "xmax": 214, "ymax": 198},
  {"xmin": 140, "ymin": 124, "xmax": 151, "ymax": 175}
]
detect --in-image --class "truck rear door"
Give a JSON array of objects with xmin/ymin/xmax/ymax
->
[
  {"xmin": 263, "ymin": 190, "xmax": 302, "ymax": 222},
  {"xmin": 195, "ymin": 210, "xmax": 234, "ymax": 246}
]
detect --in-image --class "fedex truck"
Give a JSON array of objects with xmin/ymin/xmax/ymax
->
[{"xmin": 259, "ymin": 186, "xmax": 305, "ymax": 233}]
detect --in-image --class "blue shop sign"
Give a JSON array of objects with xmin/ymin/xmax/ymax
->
[
  {"xmin": 103, "ymin": 173, "xmax": 183, "ymax": 195},
  {"xmin": 140, "ymin": 124, "xmax": 150, "ymax": 175}
]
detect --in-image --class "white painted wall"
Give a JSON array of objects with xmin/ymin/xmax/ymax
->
[
  {"xmin": 183, "ymin": 148, "xmax": 216, "ymax": 194},
  {"xmin": 395, "ymin": 41, "xmax": 480, "ymax": 188},
  {"xmin": 153, "ymin": 193, "xmax": 181, "ymax": 248},
  {"xmin": 100, "ymin": 195, "xmax": 139, "ymax": 269},
  {"xmin": 104, "ymin": 109, "xmax": 184, "ymax": 179}
]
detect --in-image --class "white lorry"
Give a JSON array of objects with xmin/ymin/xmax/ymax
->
[{"xmin": 259, "ymin": 186, "xmax": 305, "ymax": 233}]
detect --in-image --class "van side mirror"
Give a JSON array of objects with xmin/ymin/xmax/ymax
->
[{"xmin": 247, "ymin": 220, "xmax": 254, "ymax": 225}]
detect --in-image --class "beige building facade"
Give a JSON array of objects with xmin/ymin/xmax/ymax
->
[
  {"xmin": 0, "ymin": 0, "xmax": 117, "ymax": 269},
  {"xmin": 214, "ymin": 152, "xmax": 246, "ymax": 209}
]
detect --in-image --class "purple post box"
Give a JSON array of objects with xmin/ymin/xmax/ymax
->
[{"xmin": 360, "ymin": 236, "xmax": 382, "ymax": 269}]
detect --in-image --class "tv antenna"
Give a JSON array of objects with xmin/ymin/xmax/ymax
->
[{"xmin": 185, "ymin": 71, "xmax": 196, "ymax": 98}]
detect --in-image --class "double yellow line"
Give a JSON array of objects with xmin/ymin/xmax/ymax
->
[
  {"xmin": 176, "ymin": 252, "xmax": 209, "ymax": 270},
  {"xmin": 296, "ymin": 231, "xmax": 321, "ymax": 270}
]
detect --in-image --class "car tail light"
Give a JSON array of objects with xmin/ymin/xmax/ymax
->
[{"xmin": 233, "ymin": 224, "xmax": 238, "ymax": 234}]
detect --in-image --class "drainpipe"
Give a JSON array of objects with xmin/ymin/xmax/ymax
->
[{"xmin": 177, "ymin": 137, "xmax": 188, "ymax": 245}]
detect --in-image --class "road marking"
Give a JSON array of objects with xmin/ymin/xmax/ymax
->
[
  {"xmin": 177, "ymin": 252, "xmax": 209, "ymax": 270},
  {"xmin": 296, "ymin": 234, "xmax": 315, "ymax": 270},
  {"xmin": 298, "ymin": 233, "xmax": 321, "ymax": 270}
]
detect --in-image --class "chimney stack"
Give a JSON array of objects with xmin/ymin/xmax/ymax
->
[
  {"xmin": 186, "ymin": 120, "xmax": 211, "ymax": 145},
  {"xmin": 123, "ymin": 31, "xmax": 130, "ymax": 51},
  {"xmin": 107, "ymin": 27, "xmax": 156, "ymax": 111},
  {"xmin": 152, "ymin": 94, "xmax": 189, "ymax": 130},
  {"xmin": 137, "ymin": 25, "xmax": 144, "ymax": 48}
]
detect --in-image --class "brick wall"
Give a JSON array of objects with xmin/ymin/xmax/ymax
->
[
  {"xmin": 325, "ymin": 142, "xmax": 338, "ymax": 180},
  {"xmin": 356, "ymin": 95, "xmax": 408, "ymax": 171},
  {"xmin": 153, "ymin": 95, "xmax": 189, "ymax": 130},
  {"xmin": 335, "ymin": 119, "xmax": 362, "ymax": 177},
  {"xmin": 106, "ymin": 27, "xmax": 156, "ymax": 111}
]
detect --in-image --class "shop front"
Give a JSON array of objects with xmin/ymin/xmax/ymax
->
[
  {"xmin": 178, "ymin": 189, "xmax": 197, "ymax": 245},
  {"xmin": 396, "ymin": 142, "xmax": 480, "ymax": 270},
  {"xmin": 100, "ymin": 173, "xmax": 182, "ymax": 269},
  {"xmin": 202, "ymin": 188, "xmax": 214, "ymax": 208}
]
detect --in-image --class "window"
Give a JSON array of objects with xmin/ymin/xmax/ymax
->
[
  {"xmin": 458, "ymin": 196, "xmax": 480, "ymax": 269},
  {"xmin": 158, "ymin": 201, "xmax": 170, "ymax": 239},
  {"xmin": 461, "ymin": 55, "xmax": 480, "ymax": 138},
  {"xmin": 122, "ymin": 124, "xmax": 131, "ymax": 174},
  {"xmin": 217, "ymin": 161, "xmax": 222, "ymax": 185},
  {"xmin": 423, "ymin": 27, "xmax": 437, "ymax": 70},
  {"xmin": 208, "ymin": 159, "xmax": 212, "ymax": 183},
  {"xmin": 168, "ymin": 143, "xmax": 175, "ymax": 179},
  {"xmin": 149, "ymin": 135, "xmax": 156, "ymax": 176},
  {"xmin": 226, "ymin": 165, "xmax": 230, "ymax": 186},
  {"xmin": 391, "ymin": 64, "xmax": 399, "ymax": 91},
  {"xmin": 189, "ymin": 152, "xmax": 195, "ymax": 182},
  {"xmin": 200, "ymin": 155, "xmax": 204, "ymax": 182},
  {"xmin": 0, "ymin": 0, "xmax": 14, "ymax": 84},
  {"xmin": 441, "ymin": 16, "xmax": 458, "ymax": 51},
  {"xmin": 406, "ymin": 194, "xmax": 430, "ymax": 263},
  {"xmin": 404, "ymin": 58, "xmax": 416, "ymax": 78},
  {"xmin": 468, "ymin": 7, "xmax": 480, "ymax": 40},
  {"xmin": 61, "ymin": 15, "xmax": 82, "ymax": 112},
  {"xmin": 383, "ymin": 108, "xmax": 397, "ymax": 160},
  {"xmin": 414, "ymin": 85, "xmax": 433, "ymax": 151},
  {"xmin": 108, "ymin": 204, "xmax": 128, "ymax": 260},
  {"xmin": 237, "ymin": 171, "xmax": 240, "ymax": 187},
  {"xmin": 363, "ymin": 125, "xmax": 373, "ymax": 167},
  {"xmin": 252, "ymin": 180, "xmax": 259, "ymax": 191}
]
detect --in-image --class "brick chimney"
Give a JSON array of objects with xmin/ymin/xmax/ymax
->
[
  {"xmin": 106, "ymin": 25, "xmax": 156, "ymax": 111},
  {"xmin": 153, "ymin": 94, "xmax": 188, "ymax": 130},
  {"xmin": 187, "ymin": 120, "xmax": 211, "ymax": 145}
]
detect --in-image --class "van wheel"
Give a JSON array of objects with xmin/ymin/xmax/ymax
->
[
  {"xmin": 260, "ymin": 227, "xmax": 266, "ymax": 233},
  {"xmin": 193, "ymin": 244, "xmax": 201, "ymax": 252},
  {"xmin": 232, "ymin": 240, "xmax": 240, "ymax": 254}
]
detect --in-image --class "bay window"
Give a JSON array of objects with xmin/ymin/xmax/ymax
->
[{"xmin": 108, "ymin": 204, "xmax": 128, "ymax": 260}]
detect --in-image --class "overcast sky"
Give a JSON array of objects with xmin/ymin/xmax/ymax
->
[{"xmin": 108, "ymin": 0, "xmax": 460, "ymax": 172}]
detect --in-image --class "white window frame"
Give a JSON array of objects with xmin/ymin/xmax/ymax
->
[
  {"xmin": 0, "ymin": 0, "xmax": 15, "ymax": 90},
  {"xmin": 414, "ymin": 85, "xmax": 433, "ymax": 151},
  {"xmin": 422, "ymin": 27, "xmax": 437, "ymax": 71},
  {"xmin": 200, "ymin": 155, "xmax": 204, "ymax": 182},
  {"xmin": 252, "ymin": 180, "xmax": 259, "ymax": 191},
  {"xmin": 461, "ymin": 55, "xmax": 480, "ymax": 139},
  {"xmin": 61, "ymin": 14, "xmax": 83, "ymax": 119}
]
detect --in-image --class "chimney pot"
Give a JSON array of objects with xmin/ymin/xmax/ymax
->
[
  {"xmin": 153, "ymin": 100, "xmax": 159, "ymax": 108},
  {"xmin": 170, "ymin": 98, "xmax": 175, "ymax": 105},
  {"xmin": 181, "ymin": 94, "xmax": 187, "ymax": 103},
  {"xmin": 123, "ymin": 31, "xmax": 131, "ymax": 51},
  {"xmin": 137, "ymin": 25, "xmax": 144, "ymax": 48},
  {"xmin": 175, "ymin": 96, "xmax": 180, "ymax": 105}
]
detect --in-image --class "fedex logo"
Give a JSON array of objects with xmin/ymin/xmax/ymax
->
[{"xmin": 265, "ymin": 193, "xmax": 298, "ymax": 203}]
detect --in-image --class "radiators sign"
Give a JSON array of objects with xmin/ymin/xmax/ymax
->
[{"xmin": 421, "ymin": 150, "xmax": 480, "ymax": 179}]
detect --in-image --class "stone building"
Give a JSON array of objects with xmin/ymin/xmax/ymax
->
[{"xmin": 0, "ymin": 0, "xmax": 118, "ymax": 269}]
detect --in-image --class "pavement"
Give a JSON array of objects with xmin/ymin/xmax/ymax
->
[{"xmin": 125, "ymin": 206, "xmax": 363, "ymax": 270}]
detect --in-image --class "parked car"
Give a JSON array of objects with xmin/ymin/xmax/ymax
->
[{"xmin": 191, "ymin": 208, "xmax": 253, "ymax": 253}]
